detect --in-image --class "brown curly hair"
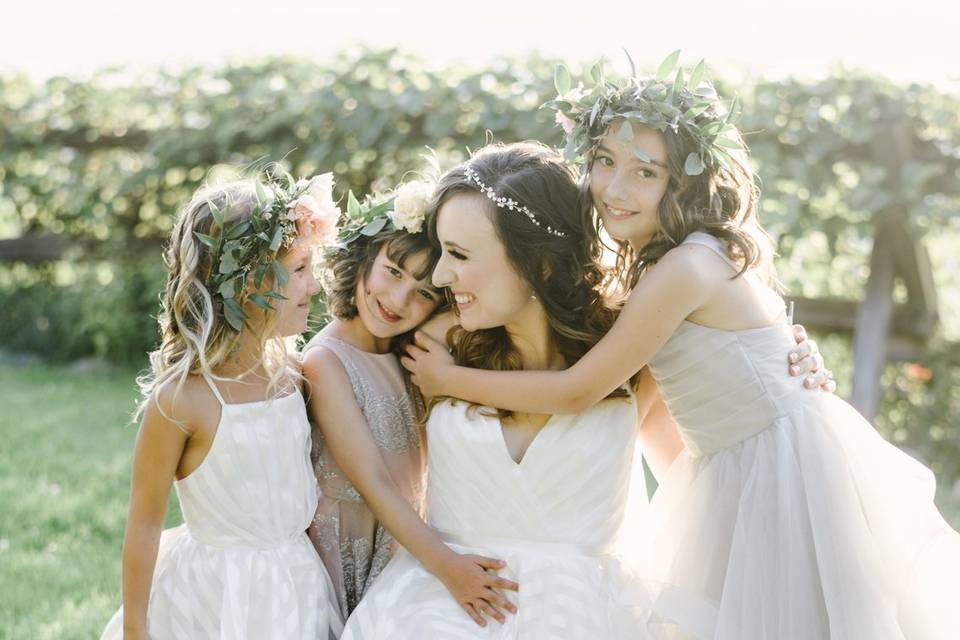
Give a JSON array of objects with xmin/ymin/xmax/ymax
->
[
  {"xmin": 592, "ymin": 117, "xmax": 774, "ymax": 291},
  {"xmin": 426, "ymin": 141, "xmax": 629, "ymax": 420}
]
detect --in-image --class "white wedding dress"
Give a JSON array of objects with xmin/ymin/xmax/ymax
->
[
  {"xmin": 341, "ymin": 395, "xmax": 649, "ymax": 638},
  {"xmin": 101, "ymin": 376, "xmax": 342, "ymax": 640}
]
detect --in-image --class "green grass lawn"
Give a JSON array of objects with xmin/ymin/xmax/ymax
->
[
  {"xmin": 0, "ymin": 361, "xmax": 181, "ymax": 640},
  {"xmin": 1, "ymin": 361, "xmax": 958, "ymax": 639}
]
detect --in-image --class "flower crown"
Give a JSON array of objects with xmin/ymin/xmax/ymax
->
[
  {"xmin": 194, "ymin": 172, "xmax": 340, "ymax": 331},
  {"xmin": 546, "ymin": 50, "xmax": 744, "ymax": 177},
  {"xmin": 331, "ymin": 178, "xmax": 434, "ymax": 250}
]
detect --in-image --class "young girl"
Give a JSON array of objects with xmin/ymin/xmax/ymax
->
[
  {"xmin": 101, "ymin": 173, "xmax": 343, "ymax": 640},
  {"xmin": 302, "ymin": 181, "xmax": 519, "ymax": 627},
  {"xmin": 404, "ymin": 59, "xmax": 960, "ymax": 638}
]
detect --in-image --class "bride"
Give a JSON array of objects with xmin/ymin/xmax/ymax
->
[{"xmin": 341, "ymin": 141, "xmax": 829, "ymax": 638}]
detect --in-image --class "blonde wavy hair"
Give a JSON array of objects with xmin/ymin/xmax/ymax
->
[{"xmin": 136, "ymin": 179, "xmax": 299, "ymax": 419}]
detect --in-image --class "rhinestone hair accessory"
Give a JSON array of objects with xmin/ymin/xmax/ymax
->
[{"xmin": 463, "ymin": 165, "xmax": 567, "ymax": 238}]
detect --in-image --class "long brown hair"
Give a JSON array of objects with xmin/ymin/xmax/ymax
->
[
  {"xmin": 426, "ymin": 141, "xmax": 628, "ymax": 419},
  {"xmin": 592, "ymin": 119, "xmax": 774, "ymax": 290}
]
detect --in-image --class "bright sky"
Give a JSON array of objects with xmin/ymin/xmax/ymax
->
[{"xmin": 3, "ymin": 0, "xmax": 958, "ymax": 87}]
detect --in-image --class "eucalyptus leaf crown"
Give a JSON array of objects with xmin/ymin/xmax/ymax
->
[
  {"xmin": 195, "ymin": 171, "xmax": 340, "ymax": 331},
  {"xmin": 545, "ymin": 50, "xmax": 745, "ymax": 177}
]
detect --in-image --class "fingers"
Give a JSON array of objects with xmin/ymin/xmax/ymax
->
[
  {"xmin": 493, "ymin": 577, "xmax": 520, "ymax": 592},
  {"xmin": 792, "ymin": 323, "xmax": 808, "ymax": 342},
  {"xmin": 788, "ymin": 341, "xmax": 810, "ymax": 364},
  {"xmin": 469, "ymin": 555, "xmax": 506, "ymax": 571},
  {"xmin": 484, "ymin": 587, "xmax": 517, "ymax": 614},
  {"xmin": 399, "ymin": 356, "xmax": 414, "ymax": 372},
  {"xmin": 475, "ymin": 599, "xmax": 506, "ymax": 624},
  {"xmin": 405, "ymin": 344, "xmax": 426, "ymax": 359},
  {"xmin": 821, "ymin": 378, "xmax": 837, "ymax": 394},
  {"xmin": 461, "ymin": 602, "xmax": 486, "ymax": 627},
  {"xmin": 414, "ymin": 331, "xmax": 446, "ymax": 351},
  {"xmin": 804, "ymin": 368, "xmax": 834, "ymax": 390},
  {"xmin": 791, "ymin": 352, "xmax": 824, "ymax": 377}
]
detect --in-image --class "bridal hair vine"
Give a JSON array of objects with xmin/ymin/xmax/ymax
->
[
  {"xmin": 464, "ymin": 165, "xmax": 567, "ymax": 238},
  {"xmin": 546, "ymin": 50, "xmax": 745, "ymax": 177}
]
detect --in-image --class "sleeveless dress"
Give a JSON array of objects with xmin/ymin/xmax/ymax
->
[
  {"xmin": 628, "ymin": 232, "xmax": 960, "ymax": 639},
  {"xmin": 341, "ymin": 396, "xmax": 651, "ymax": 639},
  {"xmin": 100, "ymin": 376, "xmax": 342, "ymax": 640},
  {"xmin": 303, "ymin": 332, "xmax": 426, "ymax": 619}
]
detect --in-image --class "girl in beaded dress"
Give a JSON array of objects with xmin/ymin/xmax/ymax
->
[
  {"xmin": 302, "ymin": 180, "xmax": 519, "ymax": 627},
  {"xmin": 404, "ymin": 57, "xmax": 960, "ymax": 639}
]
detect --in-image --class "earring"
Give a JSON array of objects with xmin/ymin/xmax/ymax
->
[{"xmin": 530, "ymin": 294, "xmax": 537, "ymax": 301}]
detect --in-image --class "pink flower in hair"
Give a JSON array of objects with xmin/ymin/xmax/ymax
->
[{"xmin": 289, "ymin": 173, "xmax": 341, "ymax": 242}]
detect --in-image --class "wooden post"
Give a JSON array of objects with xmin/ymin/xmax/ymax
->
[
  {"xmin": 850, "ymin": 113, "xmax": 915, "ymax": 420},
  {"xmin": 851, "ymin": 219, "xmax": 897, "ymax": 420}
]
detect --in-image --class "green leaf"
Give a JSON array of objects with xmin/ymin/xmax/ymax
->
[
  {"xmin": 623, "ymin": 48, "xmax": 637, "ymax": 78},
  {"xmin": 589, "ymin": 61, "xmax": 604, "ymax": 84},
  {"xmin": 254, "ymin": 264, "xmax": 268, "ymax": 289},
  {"xmin": 684, "ymin": 152, "xmax": 705, "ymax": 176},
  {"xmin": 366, "ymin": 197, "xmax": 396, "ymax": 219},
  {"xmin": 726, "ymin": 94, "xmax": 742, "ymax": 123},
  {"xmin": 226, "ymin": 220, "xmax": 251, "ymax": 240},
  {"xmin": 617, "ymin": 120, "xmax": 634, "ymax": 142},
  {"xmin": 554, "ymin": 64, "xmax": 571, "ymax": 96},
  {"xmin": 656, "ymin": 49, "xmax": 681, "ymax": 82},
  {"xmin": 672, "ymin": 67, "xmax": 685, "ymax": 96},
  {"xmin": 249, "ymin": 294, "xmax": 275, "ymax": 311},
  {"xmin": 263, "ymin": 290, "xmax": 287, "ymax": 300},
  {"xmin": 589, "ymin": 99, "xmax": 601, "ymax": 127},
  {"xmin": 688, "ymin": 59, "xmax": 706, "ymax": 89},
  {"xmin": 208, "ymin": 199, "xmax": 225, "ymax": 229},
  {"xmin": 271, "ymin": 260, "xmax": 289, "ymax": 287},
  {"xmin": 223, "ymin": 297, "xmax": 245, "ymax": 331},
  {"xmin": 685, "ymin": 102, "xmax": 712, "ymax": 119},
  {"xmin": 254, "ymin": 181, "xmax": 269, "ymax": 207},
  {"xmin": 632, "ymin": 146, "xmax": 652, "ymax": 163},
  {"xmin": 715, "ymin": 136, "xmax": 743, "ymax": 149},
  {"xmin": 218, "ymin": 251, "xmax": 239, "ymax": 274},
  {"xmin": 269, "ymin": 225, "xmax": 284, "ymax": 252},
  {"xmin": 218, "ymin": 278, "xmax": 237, "ymax": 298},
  {"xmin": 194, "ymin": 231, "xmax": 218, "ymax": 248},
  {"xmin": 347, "ymin": 190, "xmax": 362, "ymax": 219},
  {"xmin": 360, "ymin": 216, "xmax": 388, "ymax": 236}
]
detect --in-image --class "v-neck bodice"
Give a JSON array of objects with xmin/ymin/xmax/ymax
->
[{"xmin": 423, "ymin": 398, "xmax": 639, "ymax": 550}]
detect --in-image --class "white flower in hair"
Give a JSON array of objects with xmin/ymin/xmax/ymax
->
[{"xmin": 390, "ymin": 180, "xmax": 432, "ymax": 233}]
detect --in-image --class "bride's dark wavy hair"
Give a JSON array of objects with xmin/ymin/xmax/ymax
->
[
  {"xmin": 588, "ymin": 118, "xmax": 775, "ymax": 290},
  {"xmin": 426, "ymin": 141, "xmax": 629, "ymax": 419}
]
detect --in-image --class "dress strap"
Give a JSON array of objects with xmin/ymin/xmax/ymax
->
[
  {"xmin": 681, "ymin": 231, "xmax": 741, "ymax": 272},
  {"xmin": 201, "ymin": 373, "xmax": 227, "ymax": 406}
]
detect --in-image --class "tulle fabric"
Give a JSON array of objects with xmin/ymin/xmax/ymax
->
[
  {"xmin": 101, "ymin": 388, "xmax": 342, "ymax": 640},
  {"xmin": 625, "ymin": 232, "xmax": 960, "ymax": 639}
]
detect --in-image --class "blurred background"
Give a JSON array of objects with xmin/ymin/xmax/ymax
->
[{"xmin": 1, "ymin": 1, "xmax": 959, "ymax": 637}]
